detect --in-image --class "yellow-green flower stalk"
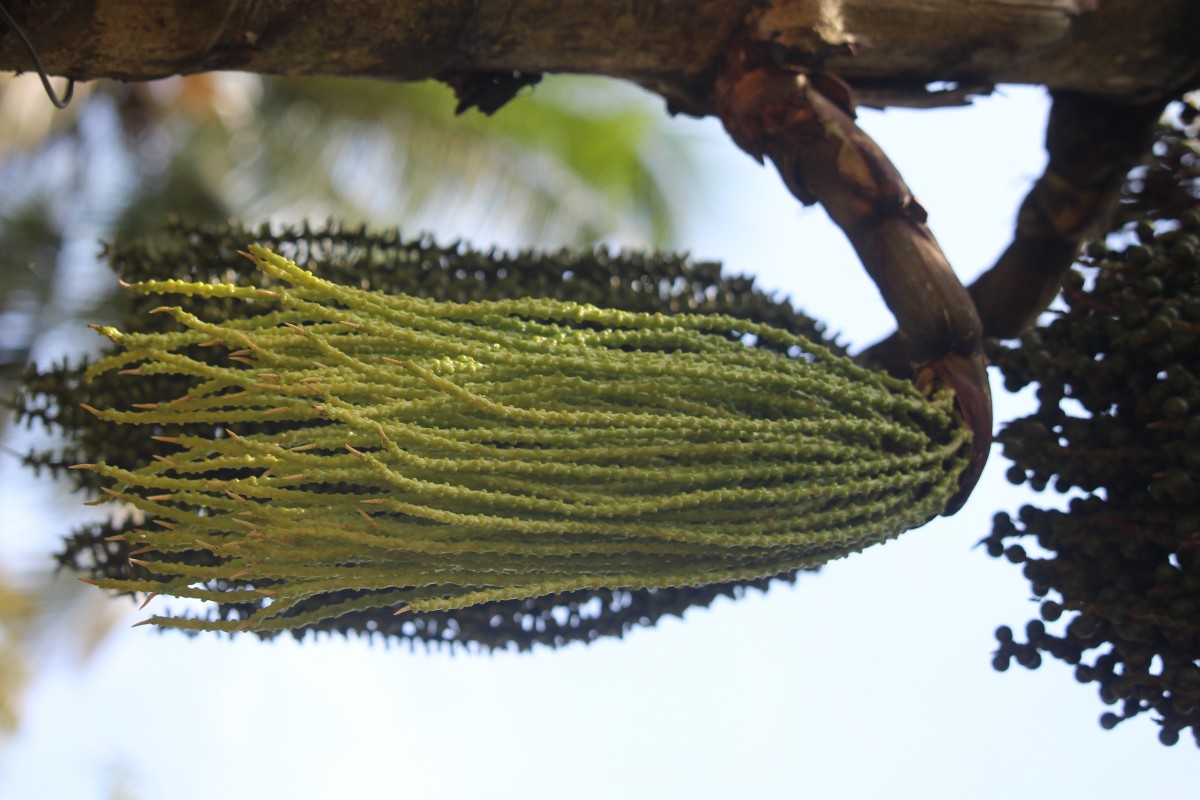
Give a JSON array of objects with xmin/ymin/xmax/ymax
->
[{"xmin": 75, "ymin": 245, "xmax": 969, "ymax": 633}]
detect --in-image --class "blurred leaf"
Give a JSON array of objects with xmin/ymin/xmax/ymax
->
[
  {"xmin": 0, "ymin": 201, "xmax": 60, "ymax": 371},
  {"xmin": 0, "ymin": 74, "xmax": 91, "ymax": 158},
  {"xmin": 245, "ymin": 75, "xmax": 694, "ymax": 244},
  {"xmin": 0, "ymin": 573, "xmax": 35, "ymax": 740}
]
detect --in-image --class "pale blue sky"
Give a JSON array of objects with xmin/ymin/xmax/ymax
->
[{"xmin": 1, "ymin": 79, "xmax": 1193, "ymax": 799}]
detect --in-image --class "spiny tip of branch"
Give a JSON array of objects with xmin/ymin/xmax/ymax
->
[{"xmin": 232, "ymin": 330, "xmax": 260, "ymax": 351}]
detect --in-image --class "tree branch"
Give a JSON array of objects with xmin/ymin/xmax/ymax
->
[
  {"xmin": 861, "ymin": 90, "xmax": 1167, "ymax": 375},
  {"xmin": 2, "ymin": 0, "xmax": 1198, "ymax": 116}
]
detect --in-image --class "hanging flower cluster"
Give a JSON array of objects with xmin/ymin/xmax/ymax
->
[{"xmin": 68, "ymin": 245, "xmax": 968, "ymax": 632}]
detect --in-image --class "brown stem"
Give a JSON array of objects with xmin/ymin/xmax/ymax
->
[
  {"xmin": 862, "ymin": 90, "xmax": 1166, "ymax": 376},
  {"xmin": 713, "ymin": 49, "xmax": 991, "ymax": 514}
]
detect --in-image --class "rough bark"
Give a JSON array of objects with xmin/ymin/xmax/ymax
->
[{"xmin": 2, "ymin": 1, "xmax": 1198, "ymax": 115}]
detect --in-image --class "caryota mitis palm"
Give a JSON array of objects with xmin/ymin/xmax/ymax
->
[
  {"xmin": 8, "ymin": 4, "xmax": 1194, "ymax": 757},
  {"xmin": 17, "ymin": 222, "xmax": 967, "ymax": 638}
]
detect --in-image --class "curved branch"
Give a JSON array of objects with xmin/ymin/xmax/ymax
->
[
  {"xmin": 862, "ymin": 90, "xmax": 1167, "ymax": 375},
  {"xmin": 713, "ymin": 46, "xmax": 991, "ymax": 514}
]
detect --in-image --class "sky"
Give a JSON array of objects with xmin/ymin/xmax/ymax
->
[{"xmin": 0, "ymin": 78, "xmax": 1195, "ymax": 799}]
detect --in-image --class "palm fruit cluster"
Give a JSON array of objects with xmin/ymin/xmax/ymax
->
[
  {"xmin": 983, "ymin": 104, "xmax": 1200, "ymax": 745},
  {"xmin": 15, "ymin": 219, "xmax": 852, "ymax": 649}
]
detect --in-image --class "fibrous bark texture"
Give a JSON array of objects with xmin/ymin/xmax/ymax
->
[{"xmin": 2, "ymin": 1, "xmax": 1198, "ymax": 114}]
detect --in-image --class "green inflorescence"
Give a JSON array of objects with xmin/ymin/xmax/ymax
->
[
  {"xmin": 70, "ymin": 244, "xmax": 968, "ymax": 633},
  {"xmin": 17, "ymin": 221, "xmax": 851, "ymax": 649}
]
